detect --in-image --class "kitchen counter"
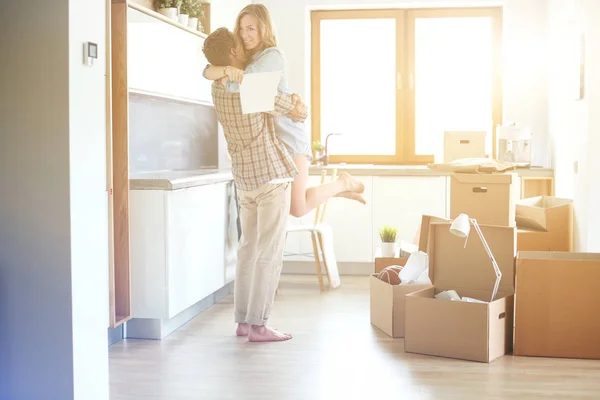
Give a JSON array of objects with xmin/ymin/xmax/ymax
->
[
  {"xmin": 130, "ymin": 168, "xmax": 233, "ymax": 190},
  {"xmin": 308, "ymin": 164, "xmax": 553, "ymax": 178},
  {"xmin": 130, "ymin": 164, "xmax": 553, "ymax": 190}
]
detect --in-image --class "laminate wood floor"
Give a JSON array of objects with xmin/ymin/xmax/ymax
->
[{"xmin": 109, "ymin": 275, "xmax": 600, "ymax": 400}]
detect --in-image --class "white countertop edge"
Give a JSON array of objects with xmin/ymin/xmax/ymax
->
[
  {"xmin": 129, "ymin": 165, "xmax": 553, "ymax": 191},
  {"xmin": 130, "ymin": 171, "xmax": 234, "ymax": 191}
]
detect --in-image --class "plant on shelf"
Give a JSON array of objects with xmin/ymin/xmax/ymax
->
[
  {"xmin": 179, "ymin": 0, "xmax": 195, "ymax": 27},
  {"xmin": 379, "ymin": 225, "xmax": 398, "ymax": 258},
  {"xmin": 154, "ymin": 0, "xmax": 182, "ymax": 21},
  {"xmin": 184, "ymin": 0, "xmax": 204, "ymax": 31}
]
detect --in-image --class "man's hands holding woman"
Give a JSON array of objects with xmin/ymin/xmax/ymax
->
[{"xmin": 224, "ymin": 66, "xmax": 244, "ymax": 83}]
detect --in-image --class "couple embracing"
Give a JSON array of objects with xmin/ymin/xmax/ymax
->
[{"xmin": 202, "ymin": 4, "xmax": 365, "ymax": 342}]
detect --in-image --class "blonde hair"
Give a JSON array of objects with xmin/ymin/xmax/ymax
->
[{"xmin": 233, "ymin": 4, "xmax": 277, "ymax": 64}]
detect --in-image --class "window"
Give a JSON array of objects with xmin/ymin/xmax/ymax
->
[{"xmin": 311, "ymin": 8, "xmax": 502, "ymax": 164}]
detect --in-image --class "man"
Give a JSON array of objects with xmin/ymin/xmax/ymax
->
[{"xmin": 203, "ymin": 27, "xmax": 306, "ymax": 342}]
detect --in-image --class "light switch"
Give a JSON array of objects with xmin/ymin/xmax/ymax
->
[{"xmin": 83, "ymin": 42, "xmax": 98, "ymax": 66}]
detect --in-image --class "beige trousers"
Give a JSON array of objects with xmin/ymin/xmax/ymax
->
[{"xmin": 234, "ymin": 182, "xmax": 291, "ymax": 326}]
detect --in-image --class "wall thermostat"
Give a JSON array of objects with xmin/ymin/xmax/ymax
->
[{"xmin": 83, "ymin": 42, "xmax": 98, "ymax": 66}]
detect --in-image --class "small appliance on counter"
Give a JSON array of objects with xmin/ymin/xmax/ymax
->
[{"xmin": 496, "ymin": 124, "xmax": 532, "ymax": 168}]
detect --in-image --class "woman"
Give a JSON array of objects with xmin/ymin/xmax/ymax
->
[{"xmin": 203, "ymin": 4, "xmax": 366, "ymax": 219}]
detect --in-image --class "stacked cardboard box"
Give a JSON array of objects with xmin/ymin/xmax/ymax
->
[
  {"xmin": 515, "ymin": 196, "xmax": 574, "ymax": 252},
  {"xmin": 450, "ymin": 172, "xmax": 519, "ymax": 226}
]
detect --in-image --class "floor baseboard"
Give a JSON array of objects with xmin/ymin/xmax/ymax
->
[{"xmin": 108, "ymin": 325, "xmax": 124, "ymax": 347}]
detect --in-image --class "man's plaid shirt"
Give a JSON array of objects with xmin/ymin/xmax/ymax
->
[{"xmin": 211, "ymin": 81, "xmax": 303, "ymax": 191}]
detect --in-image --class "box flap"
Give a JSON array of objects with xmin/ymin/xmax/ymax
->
[
  {"xmin": 416, "ymin": 214, "xmax": 451, "ymax": 253},
  {"xmin": 429, "ymin": 222, "xmax": 516, "ymax": 294},
  {"xmin": 516, "ymin": 196, "xmax": 574, "ymax": 231},
  {"xmin": 451, "ymin": 172, "xmax": 515, "ymax": 185},
  {"xmin": 516, "ymin": 196, "xmax": 574, "ymax": 209}
]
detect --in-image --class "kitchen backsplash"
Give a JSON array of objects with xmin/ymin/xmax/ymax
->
[{"xmin": 128, "ymin": 92, "xmax": 219, "ymax": 173}]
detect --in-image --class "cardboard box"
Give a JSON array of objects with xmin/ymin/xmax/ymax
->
[
  {"xmin": 405, "ymin": 222, "xmax": 516, "ymax": 363},
  {"xmin": 517, "ymin": 229, "xmax": 551, "ymax": 251},
  {"xmin": 370, "ymin": 275, "xmax": 430, "ymax": 338},
  {"xmin": 443, "ymin": 130, "xmax": 486, "ymax": 162},
  {"xmin": 370, "ymin": 214, "xmax": 441, "ymax": 338},
  {"xmin": 450, "ymin": 172, "xmax": 519, "ymax": 227},
  {"xmin": 516, "ymin": 196, "xmax": 573, "ymax": 251},
  {"xmin": 515, "ymin": 252, "xmax": 600, "ymax": 359}
]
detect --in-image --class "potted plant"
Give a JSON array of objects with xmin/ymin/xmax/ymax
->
[
  {"xmin": 379, "ymin": 225, "xmax": 398, "ymax": 258},
  {"xmin": 186, "ymin": 0, "xmax": 204, "ymax": 31},
  {"xmin": 178, "ymin": 0, "xmax": 192, "ymax": 27},
  {"xmin": 155, "ymin": 0, "xmax": 181, "ymax": 21},
  {"xmin": 312, "ymin": 140, "xmax": 325, "ymax": 164}
]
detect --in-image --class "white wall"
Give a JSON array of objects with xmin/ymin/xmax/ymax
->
[
  {"xmin": 257, "ymin": 0, "xmax": 549, "ymax": 167},
  {"xmin": 547, "ymin": 0, "xmax": 600, "ymax": 251},
  {"xmin": 69, "ymin": 0, "xmax": 110, "ymax": 397},
  {"xmin": 585, "ymin": 0, "xmax": 600, "ymax": 252},
  {"xmin": 210, "ymin": 0, "xmax": 251, "ymax": 31},
  {"xmin": 0, "ymin": 0, "xmax": 109, "ymax": 398}
]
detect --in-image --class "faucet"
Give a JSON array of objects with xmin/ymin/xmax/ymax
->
[{"xmin": 322, "ymin": 133, "xmax": 342, "ymax": 166}]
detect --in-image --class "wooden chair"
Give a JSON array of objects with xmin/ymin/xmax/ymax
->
[{"xmin": 284, "ymin": 169, "xmax": 341, "ymax": 291}]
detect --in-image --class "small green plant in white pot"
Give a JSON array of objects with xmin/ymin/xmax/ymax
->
[
  {"xmin": 379, "ymin": 225, "xmax": 398, "ymax": 258},
  {"xmin": 185, "ymin": 0, "xmax": 204, "ymax": 31},
  {"xmin": 179, "ymin": 0, "xmax": 195, "ymax": 27},
  {"xmin": 155, "ymin": 0, "xmax": 182, "ymax": 21}
]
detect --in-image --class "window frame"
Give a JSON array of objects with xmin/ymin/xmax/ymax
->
[{"xmin": 310, "ymin": 7, "xmax": 503, "ymax": 165}]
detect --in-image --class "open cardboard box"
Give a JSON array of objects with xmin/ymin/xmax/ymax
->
[
  {"xmin": 369, "ymin": 277, "xmax": 430, "ymax": 338},
  {"xmin": 516, "ymin": 196, "xmax": 573, "ymax": 251},
  {"xmin": 515, "ymin": 252, "xmax": 600, "ymax": 359},
  {"xmin": 450, "ymin": 172, "xmax": 519, "ymax": 227},
  {"xmin": 405, "ymin": 222, "xmax": 516, "ymax": 363},
  {"xmin": 370, "ymin": 215, "xmax": 449, "ymax": 338}
]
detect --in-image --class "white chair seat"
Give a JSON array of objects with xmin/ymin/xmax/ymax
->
[{"xmin": 285, "ymin": 223, "xmax": 340, "ymax": 289}]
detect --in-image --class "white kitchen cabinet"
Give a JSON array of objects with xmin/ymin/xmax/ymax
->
[
  {"xmin": 130, "ymin": 183, "xmax": 228, "ymax": 321},
  {"xmin": 372, "ymin": 176, "xmax": 447, "ymax": 257},
  {"xmin": 224, "ymin": 181, "xmax": 239, "ymax": 284},
  {"xmin": 166, "ymin": 183, "xmax": 226, "ymax": 317},
  {"xmin": 284, "ymin": 176, "xmax": 374, "ymax": 263},
  {"xmin": 127, "ymin": 7, "xmax": 213, "ymax": 104}
]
